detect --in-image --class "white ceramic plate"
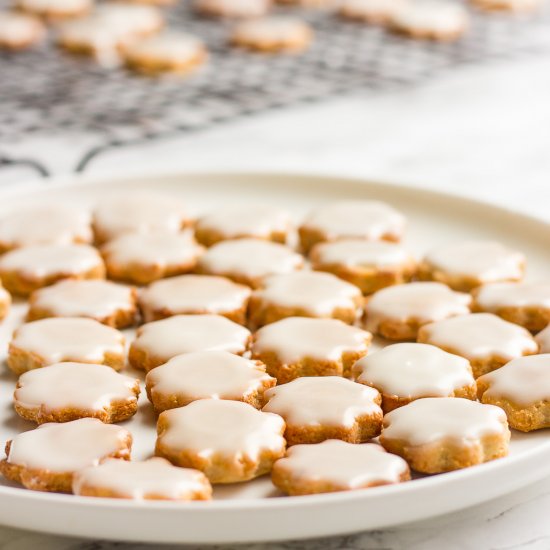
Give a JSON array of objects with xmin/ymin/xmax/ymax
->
[{"xmin": 0, "ymin": 172, "xmax": 549, "ymax": 544}]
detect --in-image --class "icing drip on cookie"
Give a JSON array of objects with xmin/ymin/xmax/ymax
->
[
  {"xmin": 475, "ymin": 282, "xmax": 550, "ymax": 310},
  {"xmin": 536, "ymin": 325, "xmax": 550, "ymax": 353},
  {"xmin": 391, "ymin": 0, "xmax": 468, "ymax": 33}
]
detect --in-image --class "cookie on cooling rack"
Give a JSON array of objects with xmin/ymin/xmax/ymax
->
[
  {"xmin": 73, "ymin": 457, "xmax": 213, "ymax": 500},
  {"xmin": 0, "ymin": 12, "xmax": 45, "ymax": 50},
  {"xmin": 262, "ymin": 376, "xmax": 383, "ymax": 445},
  {"xmin": 146, "ymin": 350, "xmax": 276, "ymax": 412},
  {"xmin": 250, "ymin": 316, "xmax": 371, "ymax": 382},
  {"xmin": 310, "ymin": 239, "xmax": 416, "ymax": 295},
  {"xmin": 417, "ymin": 313, "xmax": 538, "ymax": 378},
  {"xmin": 364, "ymin": 281, "xmax": 471, "ymax": 341},
  {"xmin": 338, "ymin": 0, "xmax": 408, "ymax": 24},
  {"xmin": 16, "ymin": 0, "xmax": 92, "ymax": 21},
  {"xmin": 155, "ymin": 399, "xmax": 286, "ymax": 483},
  {"xmin": 8, "ymin": 317, "xmax": 126, "ymax": 374},
  {"xmin": 0, "ymin": 280, "xmax": 11, "ymax": 321},
  {"xmin": 0, "ymin": 418, "xmax": 132, "ymax": 493},
  {"xmin": 536, "ymin": 324, "xmax": 550, "ymax": 352},
  {"xmin": 194, "ymin": 0, "xmax": 270, "ymax": 18},
  {"xmin": 129, "ymin": 314, "xmax": 251, "ymax": 372},
  {"xmin": 14, "ymin": 362, "xmax": 141, "ymax": 424},
  {"xmin": 470, "ymin": 0, "xmax": 542, "ymax": 12},
  {"xmin": 272, "ymin": 440, "xmax": 410, "ymax": 496},
  {"xmin": 0, "ymin": 244, "xmax": 105, "ymax": 296}
]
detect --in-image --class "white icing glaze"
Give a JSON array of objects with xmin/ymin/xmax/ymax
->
[
  {"xmin": 18, "ymin": 0, "xmax": 91, "ymax": 14},
  {"xmin": 252, "ymin": 316, "xmax": 371, "ymax": 364},
  {"xmin": 475, "ymin": 282, "xmax": 550, "ymax": 311},
  {"xmin": 124, "ymin": 32, "xmax": 204, "ymax": 62},
  {"xmin": 353, "ymin": 343, "xmax": 473, "ymax": 398},
  {"xmin": 263, "ymin": 376, "xmax": 381, "ymax": 427},
  {"xmin": 11, "ymin": 317, "xmax": 125, "ymax": 364},
  {"xmin": 381, "ymin": 397, "xmax": 507, "ymax": 446},
  {"xmin": 536, "ymin": 325, "xmax": 550, "ymax": 353},
  {"xmin": 73, "ymin": 457, "xmax": 210, "ymax": 499},
  {"xmin": 339, "ymin": 0, "xmax": 407, "ymax": 19},
  {"xmin": 391, "ymin": 1, "xmax": 468, "ymax": 33},
  {"xmin": 419, "ymin": 313, "xmax": 538, "ymax": 361},
  {"xmin": 7, "ymin": 418, "xmax": 130, "ymax": 472},
  {"xmin": 195, "ymin": 0, "xmax": 269, "ymax": 17},
  {"xmin": 233, "ymin": 17, "xmax": 311, "ymax": 43},
  {"xmin": 0, "ymin": 12, "xmax": 43, "ymax": 44}
]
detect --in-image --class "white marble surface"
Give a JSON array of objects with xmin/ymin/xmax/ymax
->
[{"xmin": 0, "ymin": 54, "xmax": 550, "ymax": 549}]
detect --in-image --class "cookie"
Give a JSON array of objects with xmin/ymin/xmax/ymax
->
[
  {"xmin": 365, "ymin": 282, "xmax": 471, "ymax": 341},
  {"xmin": 352, "ymin": 343, "xmax": 476, "ymax": 413},
  {"xmin": 310, "ymin": 239, "xmax": 416, "ymax": 295},
  {"xmin": 262, "ymin": 376, "xmax": 383, "ymax": 445},
  {"xmin": 0, "ymin": 281, "xmax": 11, "ymax": 321},
  {"xmin": 470, "ymin": 0, "xmax": 542, "ymax": 12},
  {"xmin": 16, "ymin": 0, "xmax": 92, "ymax": 21},
  {"xmin": 535, "ymin": 324, "xmax": 550, "ymax": 353},
  {"xmin": 194, "ymin": 0, "xmax": 270, "ymax": 18},
  {"xmin": 14, "ymin": 362, "xmax": 140, "ymax": 424},
  {"xmin": 138, "ymin": 274, "xmax": 251, "ymax": 324},
  {"xmin": 338, "ymin": 0, "xmax": 407, "ymax": 24},
  {"xmin": 472, "ymin": 281, "xmax": 550, "ymax": 332},
  {"xmin": 418, "ymin": 241, "xmax": 525, "ymax": 292},
  {"xmin": 145, "ymin": 350, "xmax": 275, "ymax": 412},
  {"xmin": 0, "ymin": 244, "xmax": 105, "ymax": 296},
  {"xmin": 8, "ymin": 317, "xmax": 126, "ymax": 375},
  {"xmin": 250, "ymin": 316, "xmax": 371, "ymax": 383},
  {"xmin": 417, "ymin": 313, "xmax": 538, "ymax": 378},
  {"xmin": 379, "ymin": 397, "xmax": 510, "ymax": 473},
  {"xmin": 195, "ymin": 205, "xmax": 291, "ymax": 247},
  {"xmin": 155, "ymin": 399, "xmax": 286, "ymax": 483},
  {"xmin": 272, "ymin": 440, "xmax": 410, "ymax": 496},
  {"xmin": 0, "ymin": 12, "xmax": 45, "ymax": 50},
  {"xmin": 129, "ymin": 314, "xmax": 251, "ymax": 372},
  {"xmin": 230, "ymin": 17, "xmax": 313, "ymax": 53},
  {"xmin": 298, "ymin": 200, "xmax": 406, "ymax": 255},
  {"xmin": 27, "ymin": 279, "xmax": 138, "ymax": 328},
  {"xmin": 196, "ymin": 238, "xmax": 304, "ymax": 289},
  {"xmin": 248, "ymin": 271, "xmax": 363, "ymax": 328},
  {"xmin": 0, "ymin": 418, "xmax": 132, "ymax": 492},
  {"xmin": 73, "ymin": 457, "xmax": 212, "ymax": 500}
]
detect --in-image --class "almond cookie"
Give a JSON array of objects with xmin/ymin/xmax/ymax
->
[
  {"xmin": 194, "ymin": 0, "xmax": 270, "ymax": 18},
  {"xmin": 0, "ymin": 418, "xmax": 132, "ymax": 493},
  {"xmin": 0, "ymin": 281, "xmax": 11, "ymax": 321},
  {"xmin": 477, "ymin": 355, "xmax": 550, "ymax": 432},
  {"xmin": 129, "ymin": 314, "xmax": 251, "ymax": 372},
  {"xmin": 272, "ymin": 440, "xmax": 410, "ymax": 496},
  {"xmin": 0, "ymin": 244, "xmax": 105, "ymax": 296},
  {"xmin": 535, "ymin": 324, "xmax": 550, "ymax": 353},
  {"xmin": 418, "ymin": 241, "xmax": 525, "ymax": 292},
  {"xmin": 0, "ymin": 12, "xmax": 45, "ymax": 50},
  {"xmin": 262, "ymin": 376, "xmax": 383, "ymax": 445},
  {"xmin": 417, "ymin": 313, "xmax": 538, "ymax": 378},
  {"xmin": 365, "ymin": 282, "xmax": 471, "ymax": 341},
  {"xmin": 155, "ymin": 399, "xmax": 286, "ymax": 483},
  {"xmin": 146, "ymin": 351, "xmax": 275, "ymax": 412},
  {"xmin": 8, "ymin": 317, "xmax": 126, "ymax": 375},
  {"xmin": 338, "ymin": 0, "xmax": 408, "ymax": 24},
  {"xmin": 248, "ymin": 271, "xmax": 363, "ymax": 328},
  {"xmin": 250, "ymin": 316, "xmax": 371, "ymax": 383},
  {"xmin": 195, "ymin": 205, "xmax": 291, "ymax": 247},
  {"xmin": 16, "ymin": 0, "xmax": 92, "ymax": 21},
  {"xmin": 138, "ymin": 274, "xmax": 251, "ymax": 324},
  {"xmin": 470, "ymin": 0, "xmax": 542, "ymax": 12},
  {"xmin": 379, "ymin": 397, "xmax": 510, "ymax": 473},
  {"xmin": 14, "ymin": 362, "xmax": 140, "ymax": 424},
  {"xmin": 196, "ymin": 238, "xmax": 304, "ymax": 289},
  {"xmin": 73, "ymin": 457, "xmax": 212, "ymax": 500},
  {"xmin": 27, "ymin": 279, "xmax": 138, "ymax": 328},
  {"xmin": 352, "ymin": 343, "xmax": 476, "ymax": 413},
  {"xmin": 472, "ymin": 281, "xmax": 550, "ymax": 332},
  {"xmin": 310, "ymin": 239, "xmax": 416, "ymax": 295},
  {"xmin": 298, "ymin": 200, "xmax": 406, "ymax": 255}
]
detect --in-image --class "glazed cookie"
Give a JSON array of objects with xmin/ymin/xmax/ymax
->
[
  {"xmin": 338, "ymin": 0, "xmax": 408, "ymax": 24},
  {"xmin": 146, "ymin": 351, "xmax": 275, "ymax": 412},
  {"xmin": 470, "ymin": 0, "xmax": 542, "ymax": 12},
  {"xmin": 310, "ymin": 239, "xmax": 416, "ymax": 295},
  {"xmin": 477, "ymin": 355, "xmax": 550, "ymax": 432},
  {"xmin": 298, "ymin": 200, "xmax": 406, "ymax": 255},
  {"xmin": 155, "ymin": 399, "xmax": 286, "ymax": 483},
  {"xmin": 0, "ymin": 244, "xmax": 105, "ymax": 296},
  {"xmin": 14, "ymin": 362, "xmax": 140, "ymax": 424},
  {"xmin": 352, "ymin": 343, "xmax": 476, "ymax": 413},
  {"xmin": 16, "ymin": 0, "xmax": 92, "ymax": 21},
  {"xmin": 472, "ymin": 281, "xmax": 550, "ymax": 332},
  {"xmin": 0, "ymin": 281, "xmax": 11, "ymax": 321},
  {"xmin": 8, "ymin": 317, "xmax": 126, "ymax": 375},
  {"xmin": 272, "ymin": 441, "xmax": 410, "ymax": 496},
  {"xmin": 535, "ymin": 324, "xmax": 550, "ymax": 353},
  {"xmin": 194, "ymin": 205, "xmax": 291, "ymax": 247},
  {"xmin": 27, "ymin": 279, "xmax": 138, "ymax": 328},
  {"xmin": 138, "ymin": 274, "xmax": 251, "ymax": 324},
  {"xmin": 129, "ymin": 314, "xmax": 251, "ymax": 372},
  {"xmin": 250, "ymin": 317, "xmax": 371, "ymax": 383},
  {"xmin": 379, "ymin": 398, "xmax": 510, "ymax": 473},
  {"xmin": 262, "ymin": 376, "xmax": 383, "ymax": 445},
  {"xmin": 73, "ymin": 457, "xmax": 212, "ymax": 500},
  {"xmin": 230, "ymin": 17, "xmax": 313, "ymax": 53},
  {"xmin": 365, "ymin": 282, "xmax": 471, "ymax": 341},
  {"xmin": 196, "ymin": 238, "xmax": 304, "ymax": 289},
  {"xmin": 417, "ymin": 313, "xmax": 538, "ymax": 378},
  {"xmin": 0, "ymin": 418, "xmax": 132, "ymax": 492},
  {"xmin": 194, "ymin": 0, "xmax": 270, "ymax": 18},
  {"xmin": 0, "ymin": 12, "xmax": 45, "ymax": 50},
  {"xmin": 418, "ymin": 241, "xmax": 525, "ymax": 292},
  {"xmin": 248, "ymin": 271, "xmax": 363, "ymax": 328}
]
